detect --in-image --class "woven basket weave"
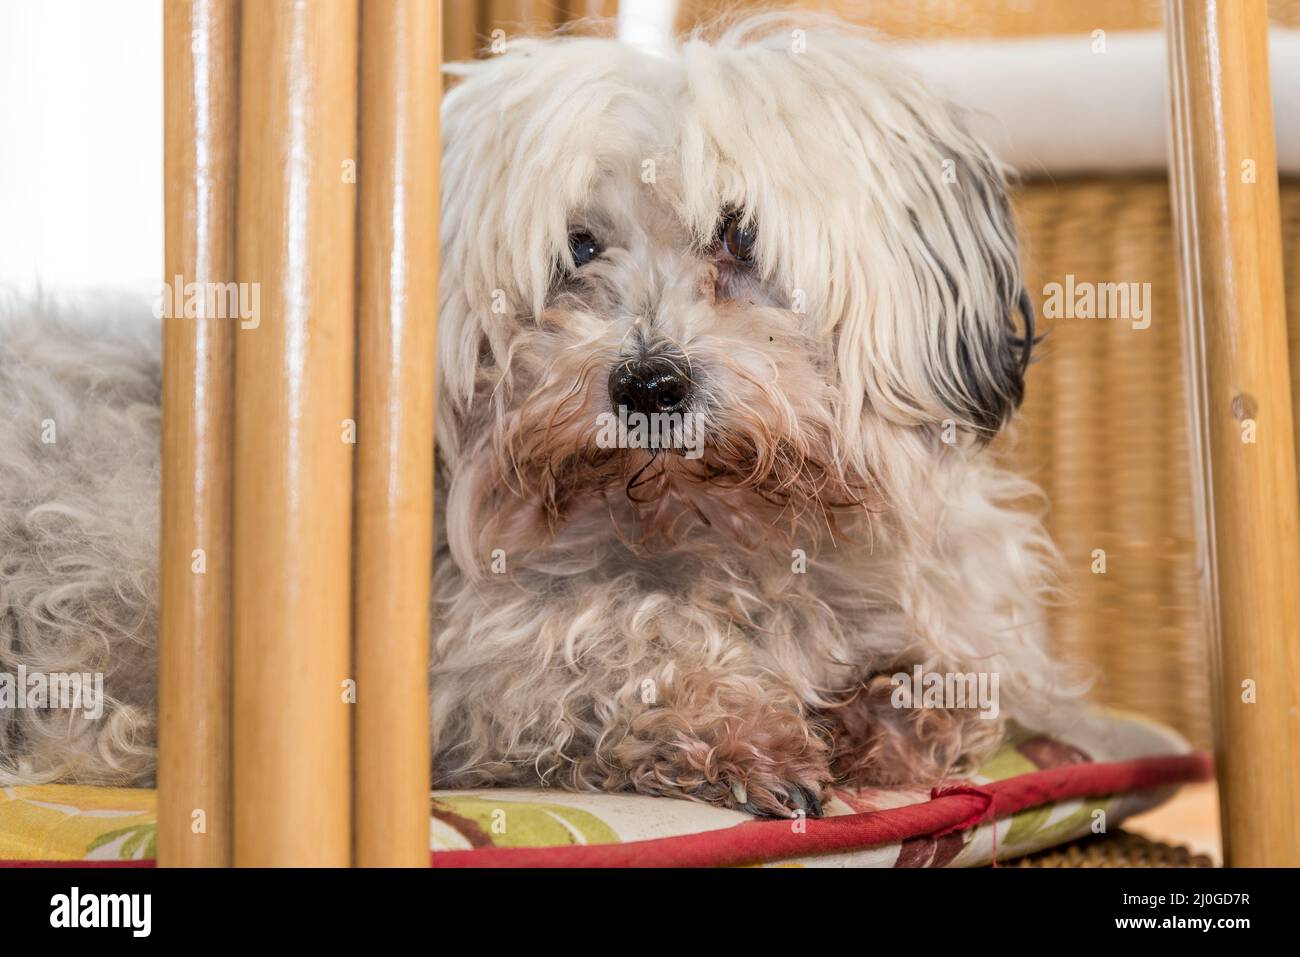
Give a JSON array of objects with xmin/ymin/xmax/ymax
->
[
  {"xmin": 1011, "ymin": 178, "xmax": 1199, "ymax": 747},
  {"xmin": 1004, "ymin": 178, "xmax": 1300, "ymax": 751},
  {"xmin": 1012, "ymin": 828, "xmax": 1215, "ymax": 867}
]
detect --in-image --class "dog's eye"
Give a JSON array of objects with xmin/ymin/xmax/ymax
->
[
  {"xmin": 719, "ymin": 214, "xmax": 756, "ymax": 264},
  {"xmin": 568, "ymin": 230, "xmax": 602, "ymax": 268}
]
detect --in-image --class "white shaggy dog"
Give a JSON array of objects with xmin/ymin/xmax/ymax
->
[{"xmin": 0, "ymin": 15, "xmax": 1080, "ymax": 816}]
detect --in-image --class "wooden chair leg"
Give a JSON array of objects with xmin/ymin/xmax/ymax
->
[
  {"xmin": 231, "ymin": 0, "xmax": 359, "ymax": 868},
  {"xmin": 353, "ymin": 0, "xmax": 440, "ymax": 868},
  {"xmin": 1166, "ymin": 0, "xmax": 1300, "ymax": 866},
  {"xmin": 158, "ymin": 0, "xmax": 239, "ymax": 869}
]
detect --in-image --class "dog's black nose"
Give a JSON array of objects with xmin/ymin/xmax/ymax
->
[{"xmin": 609, "ymin": 358, "xmax": 690, "ymax": 416}]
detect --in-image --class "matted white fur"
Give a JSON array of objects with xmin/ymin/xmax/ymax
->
[{"xmin": 0, "ymin": 15, "xmax": 1084, "ymax": 815}]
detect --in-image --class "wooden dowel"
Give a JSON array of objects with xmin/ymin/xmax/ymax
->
[
  {"xmin": 567, "ymin": 0, "xmax": 619, "ymax": 19},
  {"xmin": 353, "ymin": 0, "xmax": 440, "ymax": 868},
  {"xmin": 1166, "ymin": 0, "xmax": 1300, "ymax": 866},
  {"xmin": 159, "ymin": 0, "xmax": 239, "ymax": 869},
  {"xmin": 232, "ymin": 0, "xmax": 358, "ymax": 867},
  {"xmin": 442, "ymin": 0, "xmax": 479, "ymax": 62},
  {"xmin": 485, "ymin": 0, "xmax": 551, "ymax": 32}
]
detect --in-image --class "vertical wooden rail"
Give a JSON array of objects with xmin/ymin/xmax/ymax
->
[
  {"xmin": 1167, "ymin": 0, "xmax": 1300, "ymax": 865},
  {"xmin": 442, "ymin": 0, "xmax": 478, "ymax": 62},
  {"xmin": 353, "ymin": 0, "xmax": 440, "ymax": 867},
  {"xmin": 486, "ymin": 0, "xmax": 562, "ymax": 33},
  {"xmin": 567, "ymin": 1, "xmax": 619, "ymax": 19},
  {"xmin": 232, "ymin": 0, "xmax": 359, "ymax": 867},
  {"xmin": 159, "ymin": 0, "xmax": 239, "ymax": 868}
]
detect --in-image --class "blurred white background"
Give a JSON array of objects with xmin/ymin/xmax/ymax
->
[
  {"xmin": 0, "ymin": 0, "xmax": 673, "ymax": 299},
  {"xmin": 0, "ymin": 0, "xmax": 163, "ymax": 296},
  {"xmin": 617, "ymin": 0, "xmax": 676, "ymax": 54}
]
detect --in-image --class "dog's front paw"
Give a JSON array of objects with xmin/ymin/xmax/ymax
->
[
  {"xmin": 609, "ymin": 675, "xmax": 831, "ymax": 819},
  {"xmin": 659, "ymin": 740, "xmax": 830, "ymax": 820},
  {"xmin": 821, "ymin": 671, "xmax": 1006, "ymax": 787}
]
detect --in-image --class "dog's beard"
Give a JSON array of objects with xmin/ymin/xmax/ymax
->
[{"xmin": 467, "ymin": 341, "xmax": 879, "ymax": 555}]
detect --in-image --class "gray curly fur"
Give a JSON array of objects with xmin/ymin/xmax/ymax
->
[{"xmin": 0, "ymin": 293, "xmax": 160, "ymax": 784}]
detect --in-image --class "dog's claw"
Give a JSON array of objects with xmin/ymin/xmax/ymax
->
[
  {"xmin": 735, "ymin": 782, "xmax": 825, "ymax": 819},
  {"xmin": 784, "ymin": 783, "xmax": 824, "ymax": 819}
]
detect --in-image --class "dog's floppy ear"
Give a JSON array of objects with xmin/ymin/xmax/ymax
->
[
  {"xmin": 873, "ymin": 109, "xmax": 1034, "ymax": 444},
  {"xmin": 688, "ymin": 20, "xmax": 1035, "ymax": 445},
  {"xmin": 898, "ymin": 125, "xmax": 1034, "ymax": 442}
]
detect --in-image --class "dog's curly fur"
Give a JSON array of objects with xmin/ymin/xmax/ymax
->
[
  {"xmin": 0, "ymin": 295, "xmax": 160, "ymax": 785},
  {"xmin": 0, "ymin": 15, "xmax": 1083, "ymax": 816}
]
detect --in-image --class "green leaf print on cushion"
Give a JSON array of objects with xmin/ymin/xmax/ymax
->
[
  {"xmin": 973, "ymin": 744, "xmax": 1037, "ymax": 782},
  {"xmin": 432, "ymin": 796, "xmax": 620, "ymax": 848},
  {"xmin": 1004, "ymin": 798, "xmax": 1110, "ymax": 850},
  {"xmin": 85, "ymin": 822, "xmax": 157, "ymax": 860}
]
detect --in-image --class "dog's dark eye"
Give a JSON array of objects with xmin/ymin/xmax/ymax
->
[
  {"xmin": 719, "ymin": 214, "xmax": 756, "ymax": 264},
  {"xmin": 568, "ymin": 230, "xmax": 602, "ymax": 268}
]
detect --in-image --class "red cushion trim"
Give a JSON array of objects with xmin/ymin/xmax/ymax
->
[{"xmin": 427, "ymin": 752, "xmax": 1212, "ymax": 868}]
